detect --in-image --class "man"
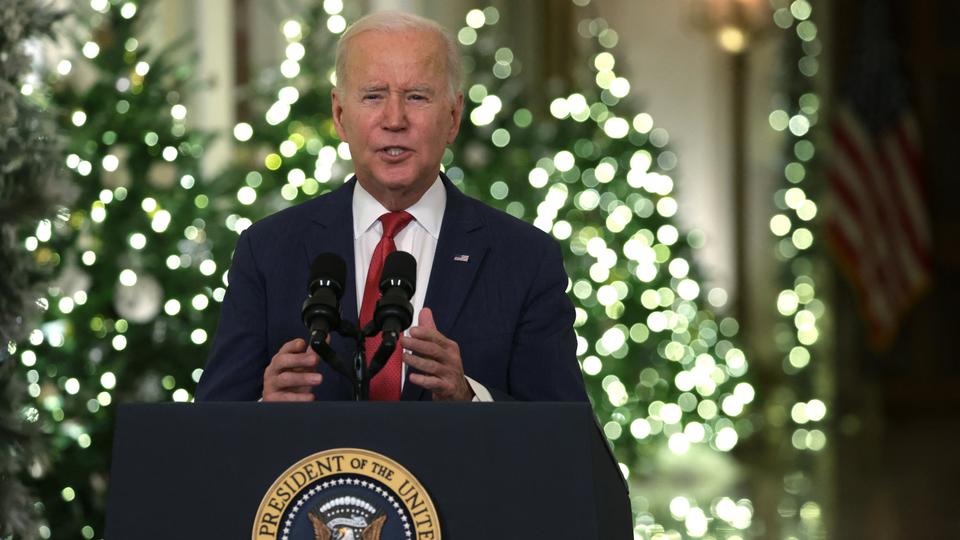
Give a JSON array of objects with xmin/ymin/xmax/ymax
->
[{"xmin": 195, "ymin": 11, "xmax": 586, "ymax": 403}]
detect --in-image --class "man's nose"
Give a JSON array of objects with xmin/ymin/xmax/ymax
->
[{"xmin": 381, "ymin": 94, "xmax": 407, "ymax": 131}]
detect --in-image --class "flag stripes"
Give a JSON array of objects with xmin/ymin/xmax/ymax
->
[{"xmin": 827, "ymin": 105, "xmax": 931, "ymax": 347}]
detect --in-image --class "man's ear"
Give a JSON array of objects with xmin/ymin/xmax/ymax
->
[
  {"xmin": 446, "ymin": 91, "xmax": 464, "ymax": 144},
  {"xmin": 331, "ymin": 88, "xmax": 347, "ymax": 140}
]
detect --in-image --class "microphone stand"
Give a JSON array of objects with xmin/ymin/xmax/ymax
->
[
  {"xmin": 355, "ymin": 321, "xmax": 400, "ymax": 401},
  {"xmin": 311, "ymin": 318, "xmax": 397, "ymax": 401},
  {"xmin": 309, "ymin": 320, "xmax": 361, "ymax": 399},
  {"xmin": 353, "ymin": 346, "xmax": 365, "ymax": 402}
]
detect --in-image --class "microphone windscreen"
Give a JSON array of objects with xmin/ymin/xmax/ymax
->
[
  {"xmin": 308, "ymin": 252, "xmax": 347, "ymax": 295},
  {"xmin": 381, "ymin": 251, "xmax": 417, "ymax": 295}
]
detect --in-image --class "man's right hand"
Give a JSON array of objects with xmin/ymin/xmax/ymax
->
[{"xmin": 262, "ymin": 338, "xmax": 323, "ymax": 401}]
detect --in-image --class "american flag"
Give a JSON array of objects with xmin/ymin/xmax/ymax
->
[{"xmin": 826, "ymin": 0, "xmax": 932, "ymax": 349}]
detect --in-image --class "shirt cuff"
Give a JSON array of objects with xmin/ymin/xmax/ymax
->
[{"xmin": 465, "ymin": 376, "xmax": 494, "ymax": 402}]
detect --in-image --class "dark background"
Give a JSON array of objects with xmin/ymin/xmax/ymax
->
[{"xmin": 832, "ymin": 1, "xmax": 960, "ymax": 538}]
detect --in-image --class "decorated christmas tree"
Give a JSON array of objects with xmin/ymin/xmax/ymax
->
[
  {"xmin": 764, "ymin": 0, "xmax": 829, "ymax": 537},
  {"xmin": 1, "ymin": 1, "xmax": 67, "ymax": 537},
  {"xmin": 18, "ymin": 1, "xmax": 236, "ymax": 536}
]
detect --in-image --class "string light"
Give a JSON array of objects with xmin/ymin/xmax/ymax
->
[{"xmin": 766, "ymin": 0, "xmax": 826, "ymax": 538}]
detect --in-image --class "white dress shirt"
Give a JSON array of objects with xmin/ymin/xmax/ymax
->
[{"xmin": 352, "ymin": 176, "xmax": 492, "ymax": 401}]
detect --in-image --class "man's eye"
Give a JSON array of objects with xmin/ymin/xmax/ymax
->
[
  {"xmin": 362, "ymin": 94, "xmax": 383, "ymax": 101},
  {"xmin": 408, "ymin": 94, "xmax": 427, "ymax": 101}
]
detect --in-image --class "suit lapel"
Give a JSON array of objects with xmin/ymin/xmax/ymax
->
[
  {"xmin": 426, "ymin": 177, "xmax": 489, "ymax": 332},
  {"xmin": 302, "ymin": 180, "xmax": 359, "ymax": 400},
  {"xmin": 402, "ymin": 175, "xmax": 489, "ymax": 401},
  {"xmin": 304, "ymin": 180, "xmax": 359, "ymax": 326}
]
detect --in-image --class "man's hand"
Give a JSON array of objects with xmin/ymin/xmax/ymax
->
[
  {"xmin": 401, "ymin": 307, "xmax": 474, "ymax": 401},
  {"xmin": 262, "ymin": 338, "xmax": 323, "ymax": 401}
]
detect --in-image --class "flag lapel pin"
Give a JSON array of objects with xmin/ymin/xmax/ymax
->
[{"xmin": 453, "ymin": 254, "xmax": 470, "ymax": 262}]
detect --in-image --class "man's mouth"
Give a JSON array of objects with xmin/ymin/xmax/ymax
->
[{"xmin": 381, "ymin": 146, "xmax": 410, "ymax": 156}]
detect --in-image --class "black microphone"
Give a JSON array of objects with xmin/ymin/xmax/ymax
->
[
  {"xmin": 373, "ymin": 251, "xmax": 417, "ymax": 343},
  {"xmin": 301, "ymin": 253, "xmax": 346, "ymax": 351}
]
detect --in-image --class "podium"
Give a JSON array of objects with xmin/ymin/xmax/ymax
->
[{"xmin": 106, "ymin": 402, "xmax": 632, "ymax": 539}]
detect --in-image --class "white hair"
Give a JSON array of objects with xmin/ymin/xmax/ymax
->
[{"xmin": 334, "ymin": 11, "xmax": 463, "ymax": 100}]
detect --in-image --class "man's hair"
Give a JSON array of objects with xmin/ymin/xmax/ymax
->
[{"xmin": 334, "ymin": 11, "xmax": 463, "ymax": 101}]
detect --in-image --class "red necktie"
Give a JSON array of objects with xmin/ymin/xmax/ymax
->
[{"xmin": 360, "ymin": 211, "xmax": 414, "ymax": 400}]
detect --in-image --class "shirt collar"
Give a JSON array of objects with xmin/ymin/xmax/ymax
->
[{"xmin": 352, "ymin": 176, "xmax": 446, "ymax": 240}]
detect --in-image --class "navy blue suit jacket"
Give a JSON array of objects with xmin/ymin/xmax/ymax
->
[{"xmin": 195, "ymin": 176, "xmax": 587, "ymax": 402}]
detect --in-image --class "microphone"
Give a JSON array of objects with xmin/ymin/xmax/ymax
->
[
  {"xmin": 301, "ymin": 253, "xmax": 346, "ymax": 351},
  {"xmin": 373, "ymin": 251, "xmax": 417, "ymax": 344}
]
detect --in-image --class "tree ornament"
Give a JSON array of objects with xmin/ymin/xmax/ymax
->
[{"xmin": 113, "ymin": 273, "xmax": 162, "ymax": 323}]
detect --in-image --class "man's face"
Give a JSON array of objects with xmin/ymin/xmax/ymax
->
[{"xmin": 332, "ymin": 29, "xmax": 463, "ymax": 209}]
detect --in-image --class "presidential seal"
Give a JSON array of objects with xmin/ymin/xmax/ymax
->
[{"xmin": 252, "ymin": 449, "xmax": 440, "ymax": 540}]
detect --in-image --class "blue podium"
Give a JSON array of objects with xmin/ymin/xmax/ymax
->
[{"xmin": 106, "ymin": 402, "xmax": 631, "ymax": 539}]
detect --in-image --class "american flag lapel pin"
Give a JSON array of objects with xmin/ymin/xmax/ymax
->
[{"xmin": 453, "ymin": 254, "xmax": 470, "ymax": 262}]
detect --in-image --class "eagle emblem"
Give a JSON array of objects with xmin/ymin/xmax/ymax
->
[{"xmin": 307, "ymin": 496, "xmax": 387, "ymax": 540}]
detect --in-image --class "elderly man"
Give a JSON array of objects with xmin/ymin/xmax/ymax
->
[{"xmin": 196, "ymin": 11, "xmax": 587, "ymax": 402}]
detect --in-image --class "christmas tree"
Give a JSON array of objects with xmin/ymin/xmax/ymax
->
[
  {"xmin": 448, "ymin": 8, "xmax": 758, "ymax": 537},
  {"xmin": 765, "ymin": 0, "xmax": 829, "ymax": 537},
  {"xmin": 18, "ymin": 1, "xmax": 236, "ymax": 537},
  {"xmin": 1, "ymin": 1, "xmax": 67, "ymax": 537}
]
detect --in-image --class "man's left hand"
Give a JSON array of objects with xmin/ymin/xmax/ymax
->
[{"xmin": 401, "ymin": 307, "xmax": 474, "ymax": 401}]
